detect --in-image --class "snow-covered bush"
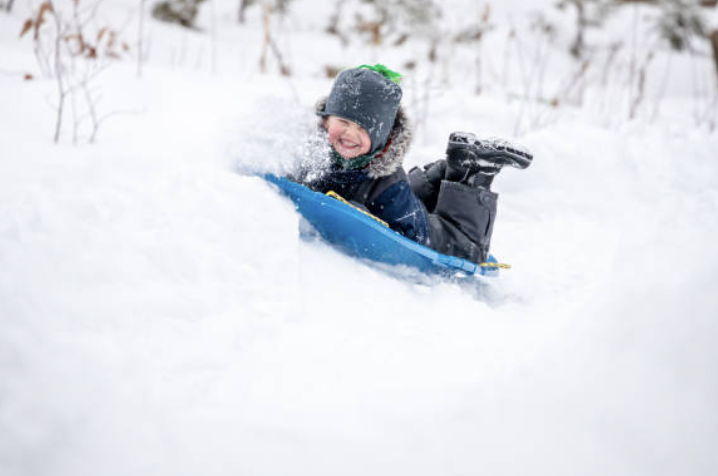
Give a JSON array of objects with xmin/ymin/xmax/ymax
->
[
  {"xmin": 151, "ymin": 0, "xmax": 206, "ymax": 29},
  {"xmin": 325, "ymin": 0, "xmax": 442, "ymax": 47},
  {"xmin": 555, "ymin": 0, "xmax": 617, "ymax": 58},
  {"xmin": 238, "ymin": 0, "xmax": 294, "ymax": 23},
  {"xmin": 654, "ymin": 0, "xmax": 707, "ymax": 51}
]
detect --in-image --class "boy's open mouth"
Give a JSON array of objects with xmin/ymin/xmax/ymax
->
[{"xmin": 338, "ymin": 138, "xmax": 360, "ymax": 149}]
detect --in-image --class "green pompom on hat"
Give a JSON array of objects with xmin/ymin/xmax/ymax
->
[{"xmin": 356, "ymin": 64, "xmax": 403, "ymax": 84}]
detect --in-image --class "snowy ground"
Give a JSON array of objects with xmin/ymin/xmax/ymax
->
[{"xmin": 1, "ymin": 1, "xmax": 718, "ymax": 475}]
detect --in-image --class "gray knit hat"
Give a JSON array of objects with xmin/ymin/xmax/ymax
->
[{"xmin": 320, "ymin": 67, "xmax": 403, "ymax": 155}]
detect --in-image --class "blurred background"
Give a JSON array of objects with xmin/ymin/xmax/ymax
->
[{"xmin": 2, "ymin": 0, "xmax": 717, "ymax": 143}]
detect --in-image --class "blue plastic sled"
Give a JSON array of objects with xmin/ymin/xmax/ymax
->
[{"xmin": 264, "ymin": 174, "xmax": 501, "ymax": 277}]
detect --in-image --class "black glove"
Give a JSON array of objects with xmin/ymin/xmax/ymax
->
[{"xmin": 424, "ymin": 160, "xmax": 447, "ymax": 187}]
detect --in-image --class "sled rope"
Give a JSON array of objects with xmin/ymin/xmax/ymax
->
[{"xmin": 326, "ymin": 191, "xmax": 390, "ymax": 227}]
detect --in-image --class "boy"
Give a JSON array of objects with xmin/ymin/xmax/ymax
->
[{"xmin": 294, "ymin": 64, "xmax": 532, "ymax": 265}]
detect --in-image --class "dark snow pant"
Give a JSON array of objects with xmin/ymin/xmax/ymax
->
[{"xmin": 408, "ymin": 161, "xmax": 498, "ymax": 264}]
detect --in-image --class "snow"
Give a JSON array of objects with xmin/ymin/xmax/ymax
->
[{"xmin": 1, "ymin": 1, "xmax": 718, "ymax": 475}]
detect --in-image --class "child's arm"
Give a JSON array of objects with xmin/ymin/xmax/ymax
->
[{"xmin": 368, "ymin": 181, "xmax": 430, "ymax": 246}]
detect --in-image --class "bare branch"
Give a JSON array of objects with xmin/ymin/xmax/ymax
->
[
  {"xmin": 710, "ymin": 30, "xmax": 718, "ymax": 87},
  {"xmin": 20, "ymin": 0, "xmax": 129, "ymax": 144},
  {"xmin": 259, "ymin": 0, "xmax": 271, "ymax": 73}
]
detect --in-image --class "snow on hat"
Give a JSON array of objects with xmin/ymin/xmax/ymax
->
[{"xmin": 320, "ymin": 64, "xmax": 403, "ymax": 155}]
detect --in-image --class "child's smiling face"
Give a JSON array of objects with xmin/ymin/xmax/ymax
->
[{"xmin": 325, "ymin": 116, "xmax": 372, "ymax": 159}]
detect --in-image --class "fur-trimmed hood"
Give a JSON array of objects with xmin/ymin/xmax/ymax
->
[{"xmin": 315, "ymin": 97, "xmax": 413, "ymax": 179}]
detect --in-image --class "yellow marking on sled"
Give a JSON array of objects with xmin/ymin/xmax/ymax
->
[
  {"xmin": 326, "ymin": 190, "xmax": 390, "ymax": 228},
  {"xmin": 479, "ymin": 262, "xmax": 512, "ymax": 269}
]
